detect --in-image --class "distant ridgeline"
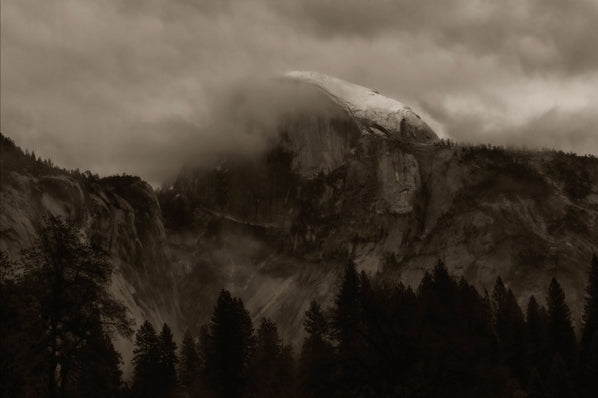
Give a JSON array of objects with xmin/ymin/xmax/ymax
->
[
  {"xmin": 1, "ymin": 78, "xmax": 598, "ymax": 392},
  {"xmin": 158, "ymin": 103, "xmax": 598, "ymax": 352},
  {"xmin": 1, "ymin": 132, "xmax": 182, "ymax": 381},
  {"xmin": 0, "ymin": 133, "xmax": 140, "ymax": 181}
]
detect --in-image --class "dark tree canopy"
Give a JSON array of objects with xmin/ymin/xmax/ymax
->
[
  {"xmin": 74, "ymin": 331, "xmax": 123, "ymax": 398},
  {"xmin": 158, "ymin": 323, "xmax": 178, "ymax": 397},
  {"xmin": 250, "ymin": 317, "xmax": 294, "ymax": 397},
  {"xmin": 132, "ymin": 321, "xmax": 160, "ymax": 397},
  {"xmin": 332, "ymin": 261, "xmax": 364, "ymax": 397},
  {"xmin": 493, "ymin": 278, "xmax": 528, "ymax": 384},
  {"xmin": 580, "ymin": 254, "xmax": 598, "ymax": 397},
  {"xmin": 178, "ymin": 329, "xmax": 200, "ymax": 397},
  {"xmin": 582, "ymin": 254, "xmax": 598, "ymax": 343},
  {"xmin": 333, "ymin": 261, "xmax": 361, "ymax": 349},
  {"xmin": 205, "ymin": 290, "xmax": 255, "ymax": 398},
  {"xmin": 547, "ymin": 278, "xmax": 578, "ymax": 367},
  {"xmin": 527, "ymin": 295, "xmax": 550, "ymax": 375},
  {"xmin": 5, "ymin": 225, "xmax": 598, "ymax": 398},
  {"xmin": 300, "ymin": 301, "xmax": 334, "ymax": 398},
  {"xmin": 1, "ymin": 217, "xmax": 133, "ymax": 398}
]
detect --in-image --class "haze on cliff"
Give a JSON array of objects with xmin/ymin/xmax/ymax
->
[{"xmin": 2, "ymin": 0, "xmax": 597, "ymax": 185}]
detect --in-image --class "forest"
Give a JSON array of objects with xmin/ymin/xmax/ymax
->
[{"xmin": 1, "ymin": 217, "xmax": 597, "ymax": 397}]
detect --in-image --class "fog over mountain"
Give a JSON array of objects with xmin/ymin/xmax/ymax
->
[
  {"xmin": 2, "ymin": 0, "xmax": 597, "ymax": 185},
  {"xmin": 3, "ymin": 2, "xmax": 598, "ymax": 392}
]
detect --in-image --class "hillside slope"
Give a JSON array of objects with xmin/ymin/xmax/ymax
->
[
  {"xmin": 0, "ymin": 134, "xmax": 182, "ymax": 373},
  {"xmin": 2, "ymin": 73, "xmax": 597, "ymax": 351},
  {"xmin": 160, "ymin": 77, "xmax": 598, "ymax": 342}
]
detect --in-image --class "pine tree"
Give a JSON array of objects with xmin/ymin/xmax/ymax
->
[
  {"xmin": 178, "ymin": 330, "xmax": 200, "ymax": 398},
  {"xmin": 417, "ymin": 271, "xmax": 434, "ymax": 296},
  {"xmin": 18, "ymin": 217, "xmax": 133, "ymax": 397},
  {"xmin": 415, "ymin": 261, "xmax": 501, "ymax": 396},
  {"xmin": 300, "ymin": 301, "xmax": 334, "ymax": 398},
  {"xmin": 432, "ymin": 260, "xmax": 452, "ymax": 295},
  {"xmin": 277, "ymin": 344, "xmax": 296, "ymax": 397},
  {"xmin": 453, "ymin": 278, "xmax": 503, "ymax": 395},
  {"xmin": 546, "ymin": 278, "xmax": 577, "ymax": 367},
  {"xmin": 580, "ymin": 337, "xmax": 598, "ymax": 398},
  {"xmin": 332, "ymin": 261, "xmax": 362, "ymax": 397},
  {"xmin": 256, "ymin": 318, "xmax": 281, "ymax": 359},
  {"xmin": 580, "ymin": 254, "xmax": 598, "ymax": 397},
  {"xmin": 546, "ymin": 353, "xmax": 575, "ymax": 398},
  {"xmin": 74, "ymin": 331, "xmax": 123, "ymax": 398},
  {"xmin": 492, "ymin": 277, "xmax": 507, "ymax": 315},
  {"xmin": 132, "ymin": 321, "xmax": 160, "ymax": 397},
  {"xmin": 196, "ymin": 324, "xmax": 210, "ymax": 394},
  {"xmin": 158, "ymin": 323, "xmax": 178, "ymax": 397},
  {"xmin": 251, "ymin": 317, "xmax": 285, "ymax": 397},
  {"xmin": 197, "ymin": 324, "xmax": 210, "ymax": 372},
  {"xmin": 206, "ymin": 290, "xmax": 255, "ymax": 398},
  {"xmin": 526, "ymin": 295, "xmax": 549, "ymax": 374},
  {"xmin": 492, "ymin": 278, "xmax": 528, "ymax": 383},
  {"xmin": 333, "ymin": 261, "xmax": 360, "ymax": 349},
  {"xmin": 582, "ymin": 254, "xmax": 598, "ymax": 343},
  {"xmin": 0, "ymin": 252, "xmax": 47, "ymax": 396},
  {"xmin": 527, "ymin": 296, "xmax": 545, "ymax": 345}
]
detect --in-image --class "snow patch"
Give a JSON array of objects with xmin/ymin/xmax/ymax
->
[{"xmin": 285, "ymin": 71, "xmax": 438, "ymax": 143}]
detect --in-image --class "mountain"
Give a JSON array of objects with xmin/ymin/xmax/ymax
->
[
  {"xmin": 1, "ymin": 72, "xmax": 597, "ymax": 359},
  {"xmin": 0, "ymin": 134, "xmax": 183, "ymax": 371},
  {"xmin": 284, "ymin": 71, "xmax": 438, "ymax": 143},
  {"xmin": 161, "ymin": 72, "xmax": 598, "ymax": 342}
]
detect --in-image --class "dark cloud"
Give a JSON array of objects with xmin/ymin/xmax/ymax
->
[
  {"xmin": 274, "ymin": 0, "xmax": 598, "ymax": 74},
  {"xmin": 122, "ymin": 78, "xmax": 340, "ymax": 184},
  {"xmin": 426, "ymin": 103, "xmax": 598, "ymax": 155},
  {"xmin": 1, "ymin": 0, "xmax": 596, "ymax": 186}
]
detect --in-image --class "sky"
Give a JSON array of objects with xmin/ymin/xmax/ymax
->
[{"xmin": 2, "ymin": 0, "xmax": 598, "ymax": 186}]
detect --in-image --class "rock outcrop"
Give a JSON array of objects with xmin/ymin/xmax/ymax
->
[
  {"xmin": 0, "ymin": 134, "xmax": 182, "ymax": 375},
  {"xmin": 2, "ymin": 72, "xmax": 597, "ymax": 358},
  {"xmin": 163, "ymin": 75, "xmax": 598, "ymax": 344},
  {"xmin": 285, "ymin": 71, "xmax": 438, "ymax": 143}
]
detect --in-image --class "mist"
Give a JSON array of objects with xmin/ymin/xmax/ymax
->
[{"xmin": 2, "ymin": 0, "xmax": 597, "ymax": 185}]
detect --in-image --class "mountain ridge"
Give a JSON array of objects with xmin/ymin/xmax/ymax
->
[
  {"xmin": 1, "ymin": 73, "xmax": 597, "ymax": 366},
  {"xmin": 158, "ymin": 73, "xmax": 597, "ymax": 343},
  {"xmin": 285, "ymin": 71, "xmax": 438, "ymax": 143}
]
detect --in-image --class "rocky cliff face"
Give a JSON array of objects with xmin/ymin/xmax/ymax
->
[
  {"xmin": 0, "ymin": 134, "xmax": 182, "ymax": 372},
  {"xmin": 285, "ymin": 71, "xmax": 438, "ymax": 143},
  {"xmin": 162, "ymin": 75, "xmax": 598, "ymax": 343},
  {"xmin": 2, "ymin": 73, "xmax": 597, "ymax": 353}
]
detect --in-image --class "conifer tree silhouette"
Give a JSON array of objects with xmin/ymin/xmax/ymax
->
[
  {"xmin": 492, "ymin": 277, "xmax": 529, "ymax": 383},
  {"xmin": 580, "ymin": 254, "xmax": 598, "ymax": 397},
  {"xmin": 300, "ymin": 301, "xmax": 334, "ymax": 398},
  {"xmin": 526, "ymin": 295, "xmax": 550, "ymax": 375},
  {"xmin": 158, "ymin": 323, "xmax": 178, "ymax": 397},
  {"xmin": 547, "ymin": 353, "xmax": 575, "ymax": 398},
  {"xmin": 332, "ymin": 261, "xmax": 362, "ymax": 397},
  {"xmin": 547, "ymin": 278, "xmax": 578, "ymax": 368},
  {"xmin": 74, "ymin": 330, "xmax": 123, "ymax": 398},
  {"xmin": 206, "ymin": 290, "xmax": 255, "ymax": 398},
  {"xmin": 132, "ymin": 321, "xmax": 160, "ymax": 397},
  {"xmin": 17, "ymin": 217, "xmax": 132, "ymax": 397},
  {"xmin": 178, "ymin": 330, "xmax": 200, "ymax": 397},
  {"xmin": 251, "ymin": 317, "xmax": 287, "ymax": 397}
]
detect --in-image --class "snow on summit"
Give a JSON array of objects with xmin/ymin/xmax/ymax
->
[{"xmin": 285, "ymin": 71, "xmax": 438, "ymax": 143}]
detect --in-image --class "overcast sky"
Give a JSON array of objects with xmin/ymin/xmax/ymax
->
[{"xmin": 2, "ymin": 0, "xmax": 598, "ymax": 185}]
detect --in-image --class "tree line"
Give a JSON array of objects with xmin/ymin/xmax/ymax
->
[
  {"xmin": 129, "ymin": 292, "xmax": 294, "ymax": 398},
  {"xmin": 131, "ymin": 256, "xmax": 598, "ymax": 398},
  {"xmin": 1, "ymin": 218, "xmax": 133, "ymax": 397},
  {"xmin": 2, "ymin": 217, "xmax": 597, "ymax": 397}
]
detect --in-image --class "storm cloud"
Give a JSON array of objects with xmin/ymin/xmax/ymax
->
[{"xmin": 1, "ymin": 0, "xmax": 597, "ymax": 185}]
